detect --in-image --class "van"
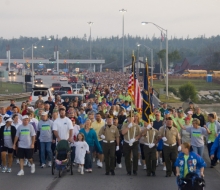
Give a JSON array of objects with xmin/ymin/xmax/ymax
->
[{"xmin": 30, "ymin": 87, "xmax": 54, "ymax": 105}]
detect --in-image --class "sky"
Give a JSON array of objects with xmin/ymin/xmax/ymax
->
[{"xmin": 0, "ymin": 0, "xmax": 219, "ymax": 40}]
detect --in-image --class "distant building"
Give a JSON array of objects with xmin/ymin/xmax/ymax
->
[{"xmin": 174, "ymin": 56, "xmax": 207, "ymax": 73}]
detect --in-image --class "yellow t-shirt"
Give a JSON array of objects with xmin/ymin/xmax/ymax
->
[
  {"xmin": 184, "ymin": 155, "xmax": 189, "ymax": 177},
  {"xmin": 91, "ymin": 120, "xmax": 105, "ymax": 141}
]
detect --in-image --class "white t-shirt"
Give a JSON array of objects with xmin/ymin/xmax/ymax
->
[{"xmin": 53, "ymin": 117, "xmax": 73, "ymax": 140}]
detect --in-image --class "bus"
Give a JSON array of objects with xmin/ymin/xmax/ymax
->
[
  {"xmin": 212, "ymin": 71, "xmax": 220, "ymax": 79},
  {"xmin": 182, "ymin": 70, "xmax": 207, "ymax": 78}
]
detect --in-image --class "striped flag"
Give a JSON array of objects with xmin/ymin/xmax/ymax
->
[
  {"xmin": 134, "ymin": 62, "xmax": 141, "ymax": 109},
  {"xmin": 128, "ymin": 54, "xmax": 135, "ymax": 100},
  {"xmin": 128, "ymin": 53, "xmax": 141, "ymax": 109},
  {"xmin": 142, "ymin": 62, "xmax": 153, "ymax": 123}
]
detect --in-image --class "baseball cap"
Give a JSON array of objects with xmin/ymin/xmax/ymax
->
[
  {"xmin": 28, "ymin": 107, "xmax": 35, "ymax": 112},
  {"xmin": 22, "ymin": 115, "xmax": 29, "ymax": 119},
  {"xmin": 184, "ymin": 117, "xmax": 191, "ymax": 121},
  {"xmin": 5, "ymin": 118, "xmax": 12, "ymax": 122},
  {"xmin": 187, "ymin": 111, "xmax": 193, "ymax": 115},
  {"xmin": 41, "ymin": 112, "xmax": 48, "ymax": 116}
]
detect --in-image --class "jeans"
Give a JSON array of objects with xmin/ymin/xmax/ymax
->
[
  {"xmin": 71, "ymin": 146, "xmax": 76, "ymax": 163},
  {"xmin": 192, "ymin": 145, "xmax": 204, "ymax": 157},
  {"xmin": 85, "ymin": 146, "xmax": 94, "ymax": 169},
  {"xmin": 0, "ymin": 146, "xmax": 2, "ymax": 165},
  {"xmin": 207, "ymin": 142, "xmax": 218, "ymax": 166},
  {"xmin": 40, "ymin": 142, "xmax": 52, "ymax": 164}
]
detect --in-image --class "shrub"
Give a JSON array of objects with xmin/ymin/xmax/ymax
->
[
  {"xmin": 179, "ymin": 82, "xmax": 197, "ymax": 102},
  {"xmin": 164, "ymin": 86, "xmax": 179, "ymax": 97}
]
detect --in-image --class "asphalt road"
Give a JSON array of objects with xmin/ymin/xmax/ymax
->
[{"xmin": 0, "ymin": 153, "xmax": 220, "ymax": 190}]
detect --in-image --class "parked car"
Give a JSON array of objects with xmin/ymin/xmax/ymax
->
[
  {"xmin": 68, "ymin": 76, "xmax": 78, "ymax": 84},
  {"xmin": 8, "ymin": 71, "xmax": 16, "ymax": 76},
  {"xmin": 59, "ymin": 71, "xmax": 65, "ymax": 75},
  {"xmin": 54, "ymin": 90, "xmax": 67, "ymax": 96},
  {"xmin": 59, "ymin": 86, "xmax": 73, "ymax": 94},
  {"xmin": 52, "ymin": 70, "xmax": 59, "ymax": 75},
  {"xmin": 29, "ymin": 87, "xmax": 54, "ymax": 105},
  {"xmin": 51, "ymin": 82, "xmax": 61, "ymax": 91},
  {"xmin": 35, "ymin": 78, "xmax": 43, "ymax": 84},
  {"xmin": 60, "ymin": 76, "xmax": 68, "ymax": 81}
]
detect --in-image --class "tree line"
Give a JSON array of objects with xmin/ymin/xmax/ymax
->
[{"xmin": 0, "ymin": 35, "xmax": 220, "ymax": 70}]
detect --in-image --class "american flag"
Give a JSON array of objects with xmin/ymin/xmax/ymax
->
[{"xmin": 128, "ymin": 54, "xmax": 142, "ymax": 109}]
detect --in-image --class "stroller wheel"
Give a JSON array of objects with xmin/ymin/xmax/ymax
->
[{"xmin": 52, "ymin": 161, "xmax": 55, "ymax": 175}]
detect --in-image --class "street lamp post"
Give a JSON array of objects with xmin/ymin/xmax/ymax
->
[
  {"xmin": 137, "ymin": 44, "xmax": 154, "ymax": 85},
  {"xmin": 22, "ymin": 48, "xmax": 24, "ymax": 60},
  {"xmin": 119, "ymin": 9, "xmax": 127, "ymax": 73},
  {"xmin": 137, "ymin": 44, "xmax": 140, "ymax": 76},
  {"xmin": 141, "ymin": 22, "xmax": 168, "ymax": 99},
  {"xmin": 87, "ymin": 21, "xmax": 93, "ymax": 71}
]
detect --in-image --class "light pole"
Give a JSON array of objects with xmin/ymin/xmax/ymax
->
[
  {"xmin": 137, "ymin": 44, "xmax": 154, "ymax": 85},
  {"xmin": 137, "ymin": 44, "xmax": 140, "ymax": 76},
  {"xmin": 31, "ymin": 44, "xmax": 37, "ymax": 87},
  {"xmin": 119, "ymin": 9, "xmax": 127, "ymax": 73},
  {"xmin": 22, "ymin": 48, "xmax": 24, "ymax": 60},
  {"xmin": 87, "ymin": 21, "xmax": 93, "ymax": 71},
  {"xmin": 142, "ymin": 22, "xmax": 168, "ymax": 99}
]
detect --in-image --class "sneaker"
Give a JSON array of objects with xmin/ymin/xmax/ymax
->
[
  {"xmin": 93, "ymin": 157, "xmax": 96, "ymax": 162},
  {"xmin": 97, "ymin": 161, "xmax": 103, "ymax": 168},
  {"xmin": 17, "ymin": 170, "xmax": 24, "ymax": 176},
  {"xmin": 118, "ymin": 163, "xmax": 122, "ymax": 168},
  {"xmin": 7, "ymin": 168, "xmax": 12, "ymax": 173},
  {"xmin": 143, "ymin": 165, "xmax": 147, "ymax": 170},
  {"xmin": 31, "ymin": 164, "xmax": 35, "ymax": 173},
  {"xmin": 2, "ymin": 166, "xmax": 7, "ymax": 173},
  {"xmin": 28, "ymin": 162, "xmax": 31, "ymax": 167},
  {"xmin": 81, "ymin": 167, "xmax": 84, "ymax": 175},
  {"xmin": 85, "ymin": 169, "xmax": 89, "ymax": 172},
  {"xmin": 24, "ymin": 159, "xmax": 28, "ymax": 166},
  {"xmin": 41, "ymin": 164, "xmax": 46, "ymax": 168},
  {"xmin": 16, "ymin": 159, "xmax": 20, "ymax": 164},
  {"xmin": 138, "ymin": 159, "xmax": 142, "ymax": 166},
  {"xmin": 48, "ymin": 162, "xmax": 52, "ymax": 167},
  {"xmin": 88, "ymin": 168, "xmax": 92, "ymax": 173},
  {"xmin": 159, "ymin": 158, "xmax": 163, "ymax": 165},
  {"xmin": 78, "ymin": 166, "xmax": 81, "ymax": 172},
  {"xmin": 163, "ymin": 166, "xmax": 167, "ymax": 171}
]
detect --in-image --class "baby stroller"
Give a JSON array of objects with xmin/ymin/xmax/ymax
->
[
  {"xmin": 177, "ymin": 173, "xmax": 205, "ymax": 190},
  {"xmin": 52, "ymin": 140, "xmax": 73, "ymax": 177}
]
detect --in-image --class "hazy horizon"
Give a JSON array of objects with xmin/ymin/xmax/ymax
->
[{"xmin": 0, "ymin": 0, "xmax": 219, "ymax": 39}]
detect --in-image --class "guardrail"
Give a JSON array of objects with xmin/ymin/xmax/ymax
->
[{"xmin": 0, "ymin": 92, "xmax": 31, "ymax": 102}]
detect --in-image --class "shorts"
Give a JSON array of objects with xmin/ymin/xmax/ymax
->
[
  {"xmin": 1, "ymin": 146, "xmax": 14, "ymax": 154},
  {"xmin": 94, "ymin": 141, "xmax": 103, "ymax": 154},
  {"xmin": 17, "ymin": 148, "xmax": 34, "ymax": 159}
]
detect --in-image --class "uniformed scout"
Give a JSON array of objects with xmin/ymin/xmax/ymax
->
[
  {"xmin": 158, "ymin": 117, "xmax": 181, "ymax": 177},
  {"xmin": 121, "ymin": 113, "xmax": 141, "ymax": 176},
  {"xmin": 141, "ymin": 121, "xmax": 159, "ymax": 176},
  {"xmin": 99, "ymin": 115, "xmax": 119, "ymax": 175}
]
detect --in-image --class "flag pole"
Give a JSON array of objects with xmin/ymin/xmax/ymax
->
[{"xmin": 131, "ymin": 50, "xmax": 135, "ymax": 118}]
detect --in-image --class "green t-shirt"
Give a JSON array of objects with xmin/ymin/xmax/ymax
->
[
  {"xmin": 208, "ymin": 122, "xmax": 216, "ymax": 142},
  {"xmin": 184, "ymin": 155, "xmax": 189, "ymax": 177},
  {"xmin": 119, "ymin": 94, "xmax": 124, "ymax": 100},
  {"xmin": 124, "ymin": 95, "xmax": 132, "ymax": 102},
  {"xmin": 175, "ymin": 117, "xmax": 185, "ymax": 132}
]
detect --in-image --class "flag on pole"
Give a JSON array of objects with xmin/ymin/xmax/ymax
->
[
  {"xmin": 142, "ymin": 62, "xmax": 153, "ymax": 123},
  {"xmin": 133, "ymin": 61, "xmax": 142, "ymax": 109},
  {"xmin": 128, "ymin": 54, "xmax": 135, "ymax": 101},
  {"xmin": 161, "ymin": 31, "xmax": 164, "ymax": 42}
]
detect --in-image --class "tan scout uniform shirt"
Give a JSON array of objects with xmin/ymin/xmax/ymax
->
[
  {"xmin": 99, "ymin": 125, "xmax": 120, "ymax": 141},
  {"xmin": 141, "ymin": 128, "xmax": 159, "ymax": 144},
  {"xmin": 122, "ymin": 123, "xmax": 141, "ymax": 142},
  {"xmin": 158, "ymin": 126, "xmax": 180, "ymax": 145}
]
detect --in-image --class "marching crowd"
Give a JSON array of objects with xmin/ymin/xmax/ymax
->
[{"xmin": 0, "ymin": 72, "xmax": 220, "ymax": 180}]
